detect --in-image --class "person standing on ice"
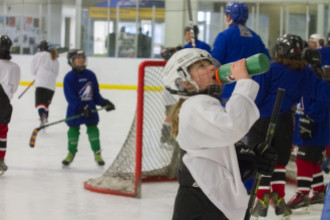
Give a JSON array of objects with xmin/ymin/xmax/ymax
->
[
  {"xmin": 31, "ymin": 40, "xmax": 59, "ymax": 127},
  {"xmin": 211, "ymin": 1, "xmax": 270, "ymax": 101},
  {"xmin": 163, "ymin": 48, "xmax": 278, "ymax": 220},
  {"xmin": 62, "ymin": 49, "xmax": 115, "ymax": 167},
  {"xmin": 0, "ymin": 35, "xmax": 21, "ymax": 175}
]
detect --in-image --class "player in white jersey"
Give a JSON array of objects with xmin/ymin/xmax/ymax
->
[
  {"xmin": 163, "ymin": 48, "xmax": 277, "ymax": 220},
  {"xmin": 31, "ymin": 40, "xmax": 59, "ymax": 126},
  {"xmin": 0, "ymin": 35, "xmax": 21, "ymax": 175}
]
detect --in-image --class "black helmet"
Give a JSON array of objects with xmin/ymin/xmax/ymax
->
[
  {"xmin": 0, "ymin": 35, "xmax": 12, "ymax": 52},
  {"xmin": 38, "ymin": 40, "xmax": 49, "ymax": 51},
  {"xmin": 302, "ymin": 48, "xmax": 321, "ymax": 68},
  {"xmin": 67, "ymin": 49, "xmax": 86, "ymax": 72},
  {"xmin": 275, "ymin": 34, "xmax": 303, "ymax": 59}
]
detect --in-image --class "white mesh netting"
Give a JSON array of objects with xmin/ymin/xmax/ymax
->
[{"xmin": 84, "ymin": 61, "xmax": 179, "ymax": 197}]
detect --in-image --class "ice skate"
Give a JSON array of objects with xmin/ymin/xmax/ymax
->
[
  {"xmin": 62, "ymin": 152, "xmax": 75, "ymax": 166},
  {"xmin": 310, "ymin": 190, "xmax": 325, "ymax": 210},
  {"xmin": 94, "ymin": 151, "xmax": 105, "ymax": 166},
  {"xmin": 0, "ymin": 159, "xmax": 8, "ymax": 176},
  {"xmin": 272, "ymin": 192, "xmax": 292, "ymax": 219},
  {"xmin": 287, "ymin": 192, "xmax": 310, "ymax": 214},
  {"xmin": 251, "ymin": 193, "xmax": 270, "ymax": 220}
]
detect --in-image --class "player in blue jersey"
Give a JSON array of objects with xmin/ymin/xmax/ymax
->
[
  {"xmin": 211, "ymin": 1, "xmax": 270, "ymax": 101},
  {"xmin": 287, "ymin": 48, "xmax": 328, "ymax": 212},
  {"xmin": 211, "ymin": 0, "xmax": 270, "ymax": 194},
  {"xmin": 249, "ymin": 34, "xmax": 330, "ymax": 219},
  {"xmin": 183, "ymin": 25, "xmax": 211, "ymax": 53},
  {"xmin": 62, "ymin": 49, "xmax": 115, "ymax": 167}
]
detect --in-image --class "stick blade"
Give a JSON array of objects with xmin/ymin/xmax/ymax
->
[{"xmin": 29, "ymin": 129, "xmax": 39, "ymax": 148}]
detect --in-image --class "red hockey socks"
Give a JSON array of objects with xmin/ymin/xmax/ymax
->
[
  {"xmin": 296, "ymin": 158, "xmax": 313, "ymax": 194},
  {"xmin": 271, "ymin": 165, "xmax": 286, "ymax": 198},
  {"xmin": 0, "ymin": 124, "xmax": 8, "ymax": 159}
]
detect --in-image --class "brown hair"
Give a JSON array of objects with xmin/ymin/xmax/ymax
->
[
  {"xmin": 169, "ymin": 98, "xmax": 186, "ymax": 138},
  {"xmin": 275, "ymin": 56, "xmax": 305, "ymax": 70},
  {"xmin": 49, "ymin": 48, "xmax": 58, "ymax": 60}
]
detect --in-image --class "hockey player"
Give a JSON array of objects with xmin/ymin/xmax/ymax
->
[
  {"xmin": 308, "ymin": 33, "xmax": 325, "ymax": 50},
  {"xmin": 31, "ymin": 40, "xmax": 59, "ymax": 126},
  {"xmin": 211, "ymin": 0, "xmax": 270, "ymax": 193},
  {"xmin": 163, "ymin": 48, "xmax": 277, "ymax": 220},
  {"xmin": 62, "ymin": 49, "xmax": 115, "ymax": 166},
  {"xmin": 249, "ymin": 34, "xmax": 330, "ymax": 219},
  {"xmin": 211, "ymin": 1, "xmax": 270, "ymax": 101},
  {"xmin": 287, "ymin": 48, "xmax": 328, "ymax": 213},
  {"xmin": 183, "ymin": 25, "xmax": 211, "ymax": 53},
  {"xmin": 0, "ymin": 35, "xmax": 21, "ymax": 175}
]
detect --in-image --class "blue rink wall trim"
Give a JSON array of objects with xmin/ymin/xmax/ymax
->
[
  {"xmin": 321, "ymin": 182, "xmax": 330, "ymax": 220},
  {"xmin": 20, "ymin": 81, "xmax": 138, "ymax": 90}
]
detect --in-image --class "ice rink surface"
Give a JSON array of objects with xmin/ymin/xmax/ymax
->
[{"xmin": 0, "ymin": 87, "xmax": 328, "ymax": 220}]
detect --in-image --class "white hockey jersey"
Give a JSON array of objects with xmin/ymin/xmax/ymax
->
[
  {"xmin": 31, "ymin": 51, "xmax": 59, "ymax": 91},
  {"xmin": 0, "ymin": 59, "xmax": 21, "ymax": 100},
  {"xmin": 177, "ymin": 79, "xmax": 260, "ymax": 220}
]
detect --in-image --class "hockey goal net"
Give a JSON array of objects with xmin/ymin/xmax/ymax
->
[{"xmin": 84, "ymin": 60, "xmax": 179, "ymax": 198}]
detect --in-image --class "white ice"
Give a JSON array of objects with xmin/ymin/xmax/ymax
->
[{"xmin": 0, "ymin": 87, "xmax": 328, "ymax": 220}]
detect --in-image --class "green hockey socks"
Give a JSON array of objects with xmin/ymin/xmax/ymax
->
[
  {"xmin": 67, "ymin": 126, "xmax": 80, "ymax": 155},
  {"xmin": 87, "ymin": 125, "xmax": 101, "ymax": 153}
]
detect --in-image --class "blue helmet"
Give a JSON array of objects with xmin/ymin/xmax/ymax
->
[{"xmin": 226, "ymin": 1, "xmax": 249, "ymax": 24}]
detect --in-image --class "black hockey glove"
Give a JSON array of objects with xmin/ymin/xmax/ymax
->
[
  {"xmin": 235, "ymin": 141, "xmax": 257, "ymax": 181},
  {"xmin": 103, "ymin": 99, "xmax": 115, "ymax": 112},
  {"xmin": 299, "ymin": 114, "xmax": 314, "ymax": 139},
  {"xmin": 82, "ymin": 104, "xmax": 92, "ymax": 118},
  {"xmin": 254, "ymin": 143, "xmax": 278, "ymax": 176}
]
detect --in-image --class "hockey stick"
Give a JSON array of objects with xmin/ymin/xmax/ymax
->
[
  {"xmin": 18, "ymin": 80, "xmax": 35, "ymax": 99},
  {"xmin": 244, "ymin": 88, "xmax": 285, "ymax": 220},
  {"xmin": 186, "ymin": 0, "xmax": 196, "ymax": 48},
  {"xmin": 29, "ymin": 106, "xmax": 108, "ymax": 148}
]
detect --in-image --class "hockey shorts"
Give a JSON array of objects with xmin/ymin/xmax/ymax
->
[
  {"xmin": 297, "ymin": 145, "xmax": 325, "ymax": 164},
  {"xmin": 35, "ymin": 87, "xmax": 54, "ymax": 107},
  {"xmin": 0, "ymin": 85, "xmax": 12, "ymax": 124},
  {"xmin": 248, "ymin": 110, "xmax": 293, "ymax": 166}
]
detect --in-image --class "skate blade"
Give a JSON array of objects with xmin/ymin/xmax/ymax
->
[
  {"xmin": 310, "ymin": 203, "xmax": 323, "ymax": 211},
  {"xmin": 276, "ymin": 214, "xmax": 291, "ymax": 220},
  {"xmin": 251, "ymin": 216, "xmax": 267, "ymax": 220},
  {"xmin": 291, "ymin": 206, "xmax": 310, "ymax": 215},
  {"xmin": 0, "ymin": 170, "xmax": 5, "ymax": 176},
  {"xmin": 62, "ymin": 164, "xmax": 71, "ymax": 169}
]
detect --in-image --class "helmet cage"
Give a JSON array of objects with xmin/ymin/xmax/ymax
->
[{"xmin": 67, "ymin": 49, "xmax": 86, "ymax": 72}]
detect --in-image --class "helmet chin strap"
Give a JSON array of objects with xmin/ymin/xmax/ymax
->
[
  {"xmin": 200, "ymin": 85, "xmax": 223, "ymax": 98},
  {"xmin": 166, "ymin": 84, "xmax": 222, "ymax": 98}
]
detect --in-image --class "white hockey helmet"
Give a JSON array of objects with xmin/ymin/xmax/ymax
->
[
  {"xmin": 163, "ymin": 48, "xmax": 220, "ymax": 99},
  {"xmin": 309, "ymin": 33, "xmax": 325, "ymax": 47}
]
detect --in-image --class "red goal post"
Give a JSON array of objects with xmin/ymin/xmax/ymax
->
[{"xmin": 84, "ymin": 60, "xmax": 179, "ymax": 198}]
